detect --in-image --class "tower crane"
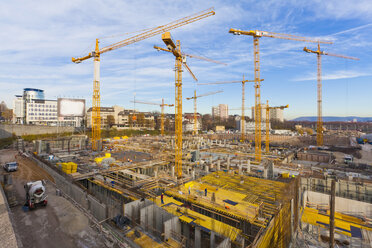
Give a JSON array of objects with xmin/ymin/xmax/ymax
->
[
  {"xmin": 198, "ymin": 76, "xmax": 262, "ymax": 142},
  {"xmin": 154, "ymin": 32, "xmax": 224, "ymax": 179},
  {"xmin": 229, "ymin": 28, "xmax": 332, "ymax": 162},
  {"xmin": 263, "ymin": 100, "xmax": 288, "ymax": 153},
  {"xmin": 72, "ymin": 7, "xmax": 215, "ymax": 151},
  {"xmin": 186, "ymin": 90, "xmax": 223, "ymax": 135},
  {"xmin": 303, "ymin": 44, "xmax": 359, "ymax": 146},
  {"xmin": 130, "ymin": 99, "xmax": 174, "ymax": 136}
]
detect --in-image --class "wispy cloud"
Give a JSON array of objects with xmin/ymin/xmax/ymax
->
[
  {"xmin": 0, "ymin": 0, "xmax": 371, "ymax": 116},
  {"xmin": 293, "ymin": 70, "xmax": 371, "ymax": 81}
]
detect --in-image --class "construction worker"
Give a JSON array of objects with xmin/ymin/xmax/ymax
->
[
  {"xmin": 188, "ymin": 186, "xmax": 191, "ymax": 195},
  {"xmin": 205, "ymin": 188, "xmax": 207, "ymax": 196},
  {"xmin": 161, "ymin": 193, "xmax": 164, "ymax": 204}
]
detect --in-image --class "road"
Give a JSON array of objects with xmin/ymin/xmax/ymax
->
[{"xmin": 0, "ymin": 149, "xmax": 109, "ymax": 248}]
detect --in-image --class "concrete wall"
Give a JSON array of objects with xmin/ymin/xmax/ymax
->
[
  {"xmin": 304, "ymin": 190, "xmax": 372, "ymax": 218},
  {"xmin": 0, "ymin": 124, "xmax": 75, "ymax": 138},
  {"xmin": 0, "ymin": 185, "xmax": 19, "ymax": 248},
  {"xmin": 301, "ymin": 177, "xmax": 372, "ymax": 203},
  {"xmin": 297, "ymin": 152, "xmax": 331, "ymax": 163},
  {"xmin": 29, "ymin": 155, "xmax": 107, "ymax": 221},
  {"xmin": 164, "ymin": 217, "xmax": 181, "ymax": 241}
]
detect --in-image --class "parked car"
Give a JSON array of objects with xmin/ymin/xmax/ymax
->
[{"xmin": 3, "ymin": 162, "xmax": 18, "ymax": 172}]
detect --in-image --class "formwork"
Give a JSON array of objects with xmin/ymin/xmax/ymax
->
[{"xmin": 163, "ymin": 171, "xmax": 299, "ymax": 246}]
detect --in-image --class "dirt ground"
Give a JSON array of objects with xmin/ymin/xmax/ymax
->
[{"xmin": 0, "ymin": 149, "xmax": 108, "ymax": 248}]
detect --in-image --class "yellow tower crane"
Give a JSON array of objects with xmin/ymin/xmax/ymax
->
[
  {"xmin": 72, "ymin": 7, "xmax": 215, "ymax": 151},
  {"xmin": 154, "ymin": 32, "xmax": 224, "ymax": 179},
  {"xmin": 229, "ymin": 28, "xmax": 332, "ymax": 162},
  {"xmin": 186, "ymin": 90, "xmax": 223, "ymax": 135},
  {"xmin": 263, "ymin": 101, "xmax": 288, "ymax": 153},
  {"xmin": 130, "ymin": 99, "xmax": 174, "ymax": 136},
  {"xmin": 303, "ymin": 44, "xmax": 359, "ymax": 146},
  {"xmin": 198, "ymin": 76, "xmax": 262, "ymax": 142}
]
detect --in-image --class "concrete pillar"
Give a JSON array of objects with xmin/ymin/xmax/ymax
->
[
  {"xmin": 183, "ymin": 222, "xmax": 190, "ymax": 247},
  {"xmin": 210, "ymin": 231, "xmax": 215, "ymax": 247},
  {"xmin": 217, "ymin": 160, "xmax": 221, "ymax": 171},
  {"xmin": 247, "ymin": 160, "xmax": 251, "ymax": 173},
  {"xmin": 238, "ymin": 161, "xmax": 242, "ymax": 175},
  {"xmin": 171, "ymin": 166, "xmax": 175, "ymax": 178},
  {"xmin": 195, "ymin": 226, "xmax": 201, "ymax": 248},
  {"xmin": 227, "ymin": 156, "xmax": 230, "ymax": 170},
  {"xmin": 154, "ymin": 169, "xmax": 158, "ymax": 178},
  {"xmin": 263, "ymin": 167, "xmax": 268, "ymax": 179},
  {"xmin": 205, "ymin": 165, "xmax": 209, "ymax": 173},
  {"xmin": 192, "ymin": 170, "xmax": 195, "ymax": 179}
]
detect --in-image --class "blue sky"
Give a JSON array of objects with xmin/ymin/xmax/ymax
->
[{"xmin": 1, "ymin": 0, "xmax": 371, "ymax": 120}]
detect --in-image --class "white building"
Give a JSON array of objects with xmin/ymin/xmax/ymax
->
[
  {"xmin": 13, "ymin": 88, "xmax": 83, "ymax": 127},
  {"xmin": 236, "ymin": 119, "xmax": 270, "ymax": 133}
]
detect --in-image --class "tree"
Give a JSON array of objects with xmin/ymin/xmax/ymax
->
[
  {"xmin": 106, "ymin": 115, "xmax": 115, "ymax": 128},
  {"xmin": 1, "ymin": 109, "xmax": 13, "ymax": 122}
]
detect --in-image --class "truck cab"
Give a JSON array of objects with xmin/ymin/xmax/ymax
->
[
  {"xmin": 344, "ymin": 155, "xmax": 354, "ymax": 164},
  {"xmin": 3, "ymin": 162, "xmax": 18, "ymax": 172}
]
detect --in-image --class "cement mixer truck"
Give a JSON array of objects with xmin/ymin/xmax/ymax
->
[{"xmin": 24, "ymin": 180, "xmax": 48, "ymax": 210}]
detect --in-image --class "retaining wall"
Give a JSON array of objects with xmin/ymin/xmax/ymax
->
[
  {"xmin": 304, "ymin": 190, "xmax": 372, "ymax": 218},
  {"xmin": 29, "ymin": 155, "xmax": 107, "ymax": 221},
  {"xmin": 0, "ymin": 124, "xmax": 75, "ymax": 138}
]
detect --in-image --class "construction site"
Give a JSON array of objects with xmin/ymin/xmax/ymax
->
[{"xmin": 1, "ymin": 5, "xmax": 372, "ymax": 248}]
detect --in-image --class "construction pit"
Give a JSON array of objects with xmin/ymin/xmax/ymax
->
[{"xmin": 1, "ymin": 133, "xmax": 372, "ymax": 247}]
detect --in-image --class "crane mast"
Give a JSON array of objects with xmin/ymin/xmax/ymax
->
[
  {"xmin": 186, "ymin": 90, "xmax": 223, "ymax": 135},
  {"xmin": 194, "ymin": 91, "xmax": 197, "ymax": 135},
  {"xmin": 92, "ymin": 39, "xmax": 101, "ymax": 151},
  {"xmin": 303, "ymin": 44, "xmax": 358, "ymax": 146},
  {"xmin": 72, "ymin": 8, "xmax": 215, "ymax": 151},
  {"xmin": 131, "ymin": 99, "xmax": 174, "ymax": 136},
  {"xmin": 263, "ymin": 101, "xmax": 288, "ymax": 153},
  {"xmin": 175, "ymin": 40, "xmax": 183, "ymax": 179},
  {"xmin": 198, "ymin": 77, "xmax": 259, "ymax": 142},
  {"xmin": 155, "ymin": 32, "xmax": 221, "ymax": 179}
]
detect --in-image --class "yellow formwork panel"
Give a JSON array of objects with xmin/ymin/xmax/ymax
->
[
  {"xmin": 126, "ymin": 230, "xmax": 165, "ymax": 248},
  {"xmin": 166, "ymin": 171, "xmax": 289, "ymax": 227},
  {"xmin": 301, "ymin": 207, "xmax": 372, "ymax": 237},
  {"xmin": 155, "ymin": 195, "xmax": 241, "ymax": 242}
]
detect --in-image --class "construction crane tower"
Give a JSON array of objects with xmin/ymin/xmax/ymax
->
[
  {"xmin": 303, "ymin": 44, "xmax": 359, "ymax": 146},
  {"xmin": 154, "ymin": 32, "xmax": 223, "ymax": 179},
  {"xmin": 186, "ymin": 90, "xmax": 223, "ymax": 135},
  {"xmin": 263, "ymin": 100, "xmax": 288, "ymax": 153},
  {"xmin": 131, "ymin": 99, "xmax": 174, "ymax": 136},
  {"xmin": 229, "ymin": 28, "xmax": 332, "ymax": 161}
]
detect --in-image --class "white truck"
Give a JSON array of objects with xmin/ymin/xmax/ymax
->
[{"xmin": 24, "ymin": 180, "xmax": 48, "ymax": 209}]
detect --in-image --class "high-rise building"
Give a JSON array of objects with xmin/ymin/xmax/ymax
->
[{"xmin": 212, "ymin": 104, "xmax": 228, "ymax": 119}]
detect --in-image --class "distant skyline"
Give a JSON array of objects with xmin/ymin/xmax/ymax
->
[{"xmin": 1, "ymin": 0, "xmax": 371, "ymax": 119}]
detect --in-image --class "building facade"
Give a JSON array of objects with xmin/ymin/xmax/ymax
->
[
  {"xmin": 86, "ymin": 107, "xmax": 115, "ymax": 128},
  {"xmin": 212, "ymin": 104, "xmax": 228, "ymax": 119},
  {"xmin": 251, "ymin": 104, "xmax": 284, "ymax": 122},
  {"xmin": 183, "ymin": 113, "xmax": 201, "ymax": 132},
  {"xmin": 13, "ymin": 88, "xmax": 83, "ymax": 127}
]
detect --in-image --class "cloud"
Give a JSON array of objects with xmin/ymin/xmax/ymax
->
[
  {"xmin": 293, "ymin": 70, "xmax": 371, "ymax": 81},
  {"xmin": 1, "ymin": 0, "xmax": 371, "ymax": 116}
]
